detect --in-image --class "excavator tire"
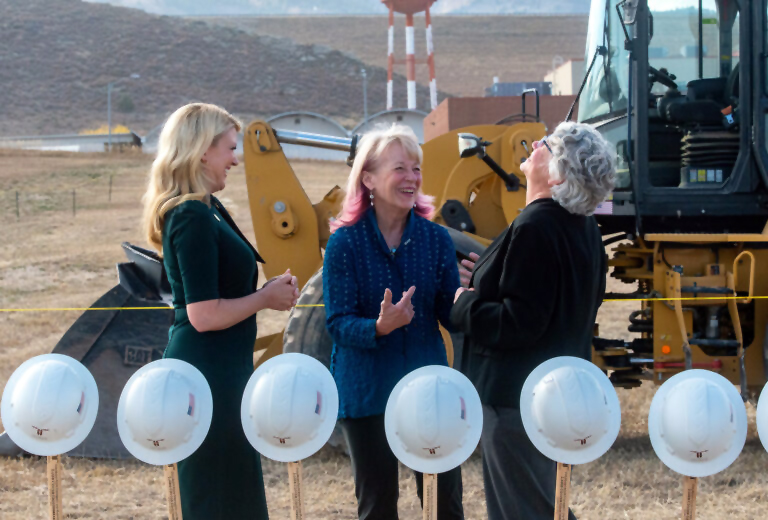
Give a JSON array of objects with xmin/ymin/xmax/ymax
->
[
  {"xmin": 283, "ymin": 267, "xmax": 332, "ymax": 367},
  {"xmin": 282, "ymin": 268, "xmax": 348, "ymax": 452}
]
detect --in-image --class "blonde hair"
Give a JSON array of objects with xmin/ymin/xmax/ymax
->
[
  {"xmin": 141, "ymin": 103, "xmax": 241, "ymax": 252},
  {"xmin": 330, "ymin": 124, "xmax": 433, "ymax": 232}
]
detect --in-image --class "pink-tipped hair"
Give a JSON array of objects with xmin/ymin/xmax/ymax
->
[{"xmin": 330, "ymin": 124, "xmax": 435, "ymax": 233}]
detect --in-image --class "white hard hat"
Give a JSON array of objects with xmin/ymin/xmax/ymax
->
[
  {"xmin": 117, "ymin": 359, "xmax": 213, "ymax": 465},
  {"xmin": 241, "ymin": 353, "xmax": 339, "ymax": 463},
  {"xmin": 384, "ymin": 365, "xmax": 482, "ymax": 474},
  {"xmin": 520, "ymin": 356, "xmax": 621, "ymax": 465},
  {"xmin": 648, "ymin": 370, "xmax": 746, "ymax": 477},
  {"xmin": 756, "ymin": 381, "xmax": 768, "ymax": 453},
  {"xmin": 0, "ymin": 354, "xmax": 99, "ymax": 456}
]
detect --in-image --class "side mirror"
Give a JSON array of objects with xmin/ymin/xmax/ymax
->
[
  {"xmin": 620, "ymin": 0, "xmax": 638, "ymax": 25},
  {"xmin": 458, "ymin": 133, "xmax": 490, "ymax": 159}
]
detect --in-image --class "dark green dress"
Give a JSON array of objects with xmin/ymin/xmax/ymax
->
[{"xmin": 162, "ymin": 196, "xmax": 269, "ymax": 519}]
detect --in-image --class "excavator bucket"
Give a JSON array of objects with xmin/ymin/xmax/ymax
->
[{"xmin": 0, "ymin": 244, "xmax": 173, "ymax": 459}]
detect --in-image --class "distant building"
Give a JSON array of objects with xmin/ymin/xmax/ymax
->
[
  {"xmin": 424, "ymin": 96, "xmax": 578, "ymax": 142},
  {"xmin": 485, "ymin": 80, "xmax": 552, "ymax": 97},
  {"xmin": 267, "ymin": 111, "xmax": 350, "ymax": 161},
  {"xmin": 0, "ymin": 132, "xmax": 141, "ymax": 153},
  {"xmin": 354, "ymin": 109, "xmax": 428, "ymax": 143},
  {"xmin": 544, "ymin": 59, "xmax": 585, "ymax": 95}
]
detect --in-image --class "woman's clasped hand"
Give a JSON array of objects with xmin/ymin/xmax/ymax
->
[
  {"xmin": 259, "ymin": 269, "xmax": 299, "ymax": 311},
  {"xmin": 375, "ymin": 286, "xmax": 416, "ymax": 336}
]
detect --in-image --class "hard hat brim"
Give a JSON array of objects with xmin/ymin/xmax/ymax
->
[
  {"xmin": 116, "ymin": 359, "xmax": 213, "ymax": 466},
  {"xmin": 1, "ymin": 353, "xmax": 99, "ymax": 456},
  {"xmin": 384, "ymin": 365, "xmax": 482, "ymax": 474},
  {"xmin": 756, "ymin": 381, "xmax": 768, "ymax": 453},
  {"xmin": 520, "ymin": 356, "xmax": 621, "ymax": 465},
  {"xmin": 648, "ymin": 369, "xmax": 747, "ymax": 478},
  {"xmin": 240, "ymin": 353, "xmax": 339, "ymax": 462}
]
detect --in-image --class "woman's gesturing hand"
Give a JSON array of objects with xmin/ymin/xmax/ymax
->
[
  {"xmin": 459, "ymin": 252, "xmax": 480, "ymax": 288},
  {"xmin": 376, "ymin": 286, "xmax": 416, "ymax": 336},
  {"xmin": 260, "ymin": 269, "xmax": 299, "ymax": 311},
  {"xmin": 454, "ymin": 287, "xmax": 474, "ymax": 303}
]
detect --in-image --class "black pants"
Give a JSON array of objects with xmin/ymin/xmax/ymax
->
[
  {"xmin": 339, "ymin": 414, "xmax": 464, "ymax": 520},
  {"xmin": 481, "ymin": 405, "xmax": 577, "ymax": 520}
]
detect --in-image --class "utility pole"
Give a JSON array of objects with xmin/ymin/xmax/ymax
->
[
  {"xmin": 107, "ymin": 73, "xmax": 140, "ymax": 152},
  {"xmin": 362, "ymin": 68, "xmax": 368, "ymax": 124}
]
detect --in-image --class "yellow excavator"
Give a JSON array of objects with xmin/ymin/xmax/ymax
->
[
  {"xmin": 575, "ymin": 0, "xmax": 767, "ymax": 398},
  {"xmin": 242, "ymin": 118, "xmax": 544, "ymax": 374},
  {"xmin": 5, "ymin": 0, "xmax": 765, "ymax": 460},
  {"xmin": 249, "ymin": 0, "xmax": 768, "ymax": 404}
]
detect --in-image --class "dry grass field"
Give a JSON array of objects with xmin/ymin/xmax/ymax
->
[{"xmin": 1, "ymin": 149, "xmax": 768, "ymax": 519}]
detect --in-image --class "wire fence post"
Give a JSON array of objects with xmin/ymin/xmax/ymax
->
[
  {"xmin": 72, "ymin": 189, "xmax": 76, "ymax": 217},
  {"xmin": 109, "ymin": 175, "xmax": 113, "ymax": 203},
  {"xmin": 15, "ymin": 191, "xmax": 20, "ymax": 221}
]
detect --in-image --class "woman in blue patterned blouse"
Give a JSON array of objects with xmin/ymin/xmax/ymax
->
[{"xmin": 323, "ymin": 124, "xmax": 464, "ymax": 520}]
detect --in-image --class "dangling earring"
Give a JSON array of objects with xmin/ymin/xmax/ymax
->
[{"xmin": 370, "ymin": 190, "xmax": 374, "ymax": 207}]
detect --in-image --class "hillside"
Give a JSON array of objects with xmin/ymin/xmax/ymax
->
[
  {"xmin": 203, "ymin": 15, "xmax": 589, "ymax": 99},
  {"xmin": 86, "ymin": 0, "xmax": 591, "ymax": 16},
  {"xmin": 0, "ymin": 0, "xmax": 588, "ymax": 137},
  {"xmin": 0, "ymin": 0, "xmax": 434, "ymax": 136}
]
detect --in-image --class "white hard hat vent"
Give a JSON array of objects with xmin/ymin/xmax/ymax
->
[
  {"xmin": 521, "ymin": 357, "xmax": 621, "ymax": 465},
  {"xmin": 117, "ymin": 359, "xmax": 212, "ymax": 465},
  {"xmin": 659, "ymin": 378, "xmax": 737, "ymax": 463},
  {"xmin": 257, "ymin": 364, "xmax": 300, "ymax": 437},
  {"xmin": 124, "ymin": 367, "xmax": 198, "ymax": 449},
  {"xmin": 12, "ymin": 360, "xmax": 86, "ymax": 442},
  {"xmin": 385, "ymin": 366, "xmax": 482, "ymax": 474},
  {"xmin": 241, "ymin": 353, "xmax": 339, "ymax": 463},
  {"xmin": 649, "ymin": 370, "xmax": 747, "ymax": 477},
  {"xmin": 1, "ymin": 354, "xmax": 99, "ymax": 456},
  {"xmin": 415, "ymin": 377, "xmax": 440, "ymax": 445},
  {"xmin": 531, "ymin": 366, "xmax": 610, "ymax": 452}
]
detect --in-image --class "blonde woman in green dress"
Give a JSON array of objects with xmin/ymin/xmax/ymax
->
[{"xmin": 142, "ymin": 103, "xmax": 298, "ymax": 519}]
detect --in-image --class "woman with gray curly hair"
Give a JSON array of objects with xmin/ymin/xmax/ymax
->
[
  {"xmin": 451, "ymin": 121, "xmax": 615, "ymax": 520},
  {"xmin": 547, "ymin": 121, "xmax": 616, "ymax": 215}
]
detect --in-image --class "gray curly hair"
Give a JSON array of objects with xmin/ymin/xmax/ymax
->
[{"xmin": 546, "ymin": 121, "xmax": 616, "ymax": 216}]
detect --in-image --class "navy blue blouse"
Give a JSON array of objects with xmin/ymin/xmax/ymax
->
[{"xmin": 323, "ymin": 208, "xmax": 460, "ymax": 419}]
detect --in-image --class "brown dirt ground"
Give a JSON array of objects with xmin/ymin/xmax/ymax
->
[{"xmin": 1, "ymin": 150, "xmax": 767, "ymax": 519}]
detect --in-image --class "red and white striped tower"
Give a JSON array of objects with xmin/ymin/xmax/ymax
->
[
  {"xmin": 387, "ymin": 4, "xmax": 395, "ymax": 110},
  {"xmin": 381, "ymin": 1, "xmax": 438, "ymax": 111},
  {"xmin": 425, "ymin": 5, "xmax": 437, "ymax": 110},
  {"xmin": 405, "ymin": 13, "xmax": 417, "ymax": 109}
]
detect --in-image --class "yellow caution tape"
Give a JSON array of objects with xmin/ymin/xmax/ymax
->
[
  {"xmin": 1, "ymin": 296, "xmax": 766, "ymax": 313},
  {"xmin": 0, "ymin": 307, "xmax": 170, "ymax": 312},
  {"xmin": 603, "ymin": 295, "xmax": 768, "ymax": 303}
]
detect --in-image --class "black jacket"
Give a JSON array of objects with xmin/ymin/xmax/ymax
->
[{"xmin": 450, "ymin": 198, "xmax": 607, "ymax": 408}]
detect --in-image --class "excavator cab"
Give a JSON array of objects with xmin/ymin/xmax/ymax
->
[
  {"xmin": 580, "ymin": 0, "xmax": 768, "ymax": 396},
  {"xmin": 579, "ymin": 0, "xmax": 768, "ymax": 235}
]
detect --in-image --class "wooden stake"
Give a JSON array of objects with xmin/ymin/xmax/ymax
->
[
  {"xmin": 288, "ymin": 461, "xmax": 305, "ymax": 520},
  {"xmin": 423, "ymin": 473, "xmax": 438, "ymax": 520},
  {"xmin": 554, "ymin": 462, "xmax": 572, "ymax": 520},
  {"xmin": 164, "ymin": 463, "xmax": 183, "ymax": 520},
  {"xmin": 681, "ymin": 476, "xmax": 697, "ymax": 520},
  {"xmin": 47, "ymin": 455, "xmax": 63, "ymax": 520}
]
